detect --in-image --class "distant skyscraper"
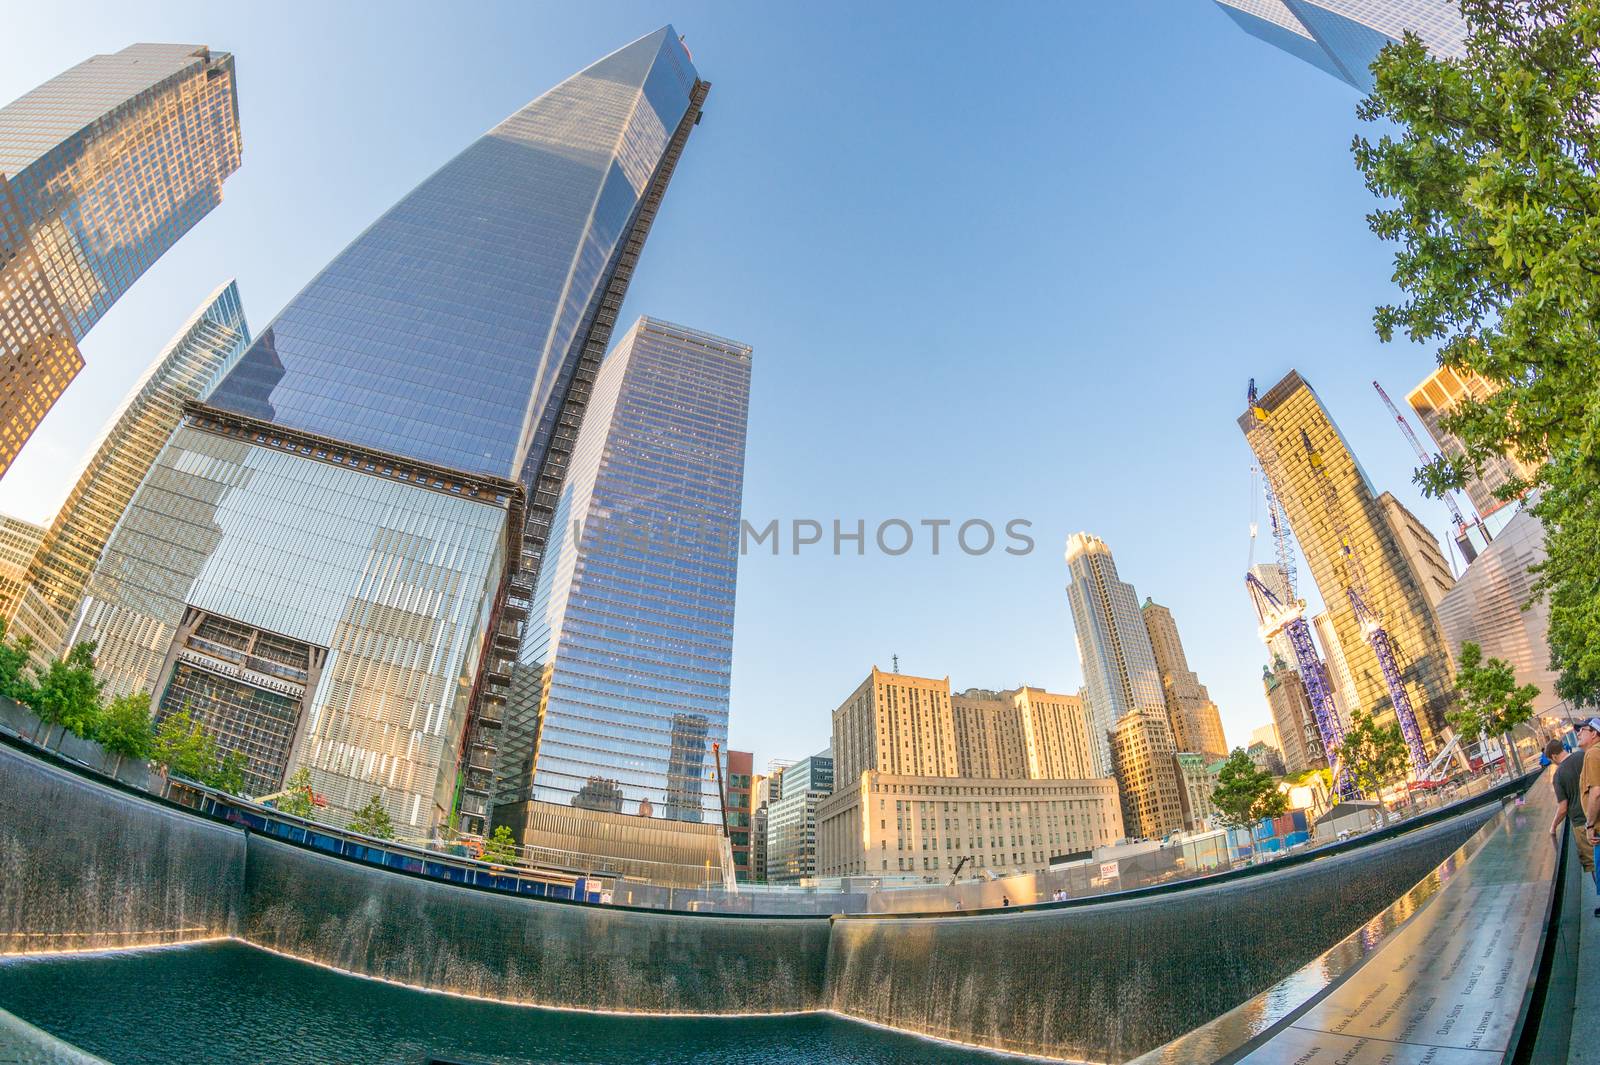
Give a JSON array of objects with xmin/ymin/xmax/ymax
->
[
  {"xmin": 765, "ymin": 749, "xmax": 833, "ymax": 884},
  {"xmin": 1214, "ymin": 1, "xmax": 1466, "ymax": 90},
  {"xmin": 831, "ymin": 667, "xmax": 958, "ymax": 787},
  {"xmin": 0, "ymin": 44, "xmax": 242, "ymax": 474},
  {"xmin": 1311, "ymin": 611, "xmax": 1361, "ymax": 724},
  {"xmin": 1140, "ymin": 598, "xmax": 1229, "ymax": 760},
  {"xmin": 1406, "ymin": 365, "xmax": 1541, "ymax": 523},
  {"xmin": 1065, "ymin": 533, "xmax": 1168, "ymax": 776},
  {"xmin": 9, "ymin": 282, "xmax": 249, "ymax": 661},
  {"xmin": 1262, "ymin": 661, "xmax": 1327, "ymax": 774},
  {"xmin": 1378, "ymin": 492, "xmax": 1455, "ymax": 609},
  {"xmin": 1248, "ymin": 562, "xmax": 1297, "ymax": 666},
  {"xmin": 73, "ymin": 29, "xmax": 708, "ymax": 832},
  {"xmin": 0, "ymin": 515, "xmax": 45, "ymax": 622},
  {"xmin": 1109, "ymin": 708, "xmax": 1185, "ymax": 840},
  {"xmin": 492, "ymin": 317, "xmax": 751, "ymax": 830},
  {"xmin": 1240, "ymin": 371, "xmax": 1456, "ymax": 750}
]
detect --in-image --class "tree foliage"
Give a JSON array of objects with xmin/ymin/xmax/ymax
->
[
  {"xmin": 151, "ymin": 708, "xmax": 220, "ymax": 781},
  {"xmin": 1210, "ymin": 748, "xmax": 1289, "ymax": 827},
  {"xmin": 277, "ymin": 767, "xmax": 317, "ymax": 819},
  {"xmin": 96, "ymin": 692, "xmax": 154, "ymax": 761},
  {"xmin": 1337, "ymin": 712, "xmax": 1413, "ymax": 797},
  {"xmin": 28, "ymin": 641, "xmax": 103, "ymax": 739},
  {"xmin": 1355, "ymin": 0, "xmax": 1600, "ymax": 706},
  {"xmin": 208, "ymin": 750, "xmax": 249, "ymax": 795},
  {"xmin": 482, "ymin": 824, "xmax": 519, "ymax": 864},
  {"xmin": 349, "ymin": 795, "xmax": 395, "ymax": 840},
  {"xmin": 1450, "ymin": 640, "xmax": 1541, "ymax": 742},
  {"xmin": 0, "ymin": 618, "xmax": 37, "ymax": 704}
]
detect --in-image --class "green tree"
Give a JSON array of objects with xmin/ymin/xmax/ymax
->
[
  {"xmin": 95, "ymin": 691, "xmax": 154, "ymax": 774},
  {"xmin": 1354, "ymin": 1, "xmax": 1600, "ymax": 707},
  {"xmin": 206, "ymin": 750, "xmax": 249, "ymax": 795},
  {"xmin": 0, "ymin": 618, "xmax": 37, "ymax": 706},
  {"xmin": 1449, "ymin": 641, "xmax": 1540, "ymax": 773},
  {"xmin": 276, "ymin": 767, "xmax": 316, "ymax": 819},
  {"xmin": 349, "ymin": 795, "xmax": 395, "ymax": 840},
  {"xmin": 151, "ymin": 707, "xmax": 219, "ymax": 781},
  {"xmin": 1337, "ymin": 712, "xmax": 1413, "ymax": 799},
  {"xmin": 1210, "ymin": 748, "xmax": 1289, "ymax": 828},
  {"xmin": 27, "ymin": 641, "xmax": 103, "ymax": 744},
  {"xmin": 482, "ymin": 824, "xmax": 518, "ymax": 864}
]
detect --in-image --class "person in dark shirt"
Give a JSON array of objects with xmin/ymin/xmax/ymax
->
[{"xmin": 1552, "ymin": 726, "xmax": 1598, "ymax": 889}]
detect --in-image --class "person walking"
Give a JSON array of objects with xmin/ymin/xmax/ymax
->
[{"xmin": 1552, "ymin": 728, "xmax": 1598, "ymax": 909}]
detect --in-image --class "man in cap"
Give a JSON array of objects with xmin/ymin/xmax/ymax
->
[{"xmin": 1553, "ymin": 721, "xmax": 1599, "ymax": 910}]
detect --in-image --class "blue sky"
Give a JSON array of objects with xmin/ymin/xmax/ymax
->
[{"xmin": 0, "ymin": 2, "xmax": 1461, "ymax": 770}]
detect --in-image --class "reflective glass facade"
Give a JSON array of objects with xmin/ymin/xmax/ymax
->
[
  {"xmin": 1064, "ymin": 533, "xmax": 1168, "ymax": 777},
  {"xmin": 0, "ymin": 44, "xmax": 241, "ymax": 473},
  {"xmin": 77, "ymin": 423, "xmax": 509, "ymax": 828},
  {"xmin": 206, "ymin": 28, "xmax": 699, "ymax": 483},
  {"xmin": 9, "ymin": 281, "xmax": 249, "ymax": 659},
  {"xmin": 1215, "ymin": 0, "xmax": 1466, "ymax": 89},
  {"xmin": 494, "ymin": 318, "xmax": 751, "ymax": 822}
]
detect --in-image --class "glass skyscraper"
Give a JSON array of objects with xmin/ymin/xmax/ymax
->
[
  {"xmin": 1214, "ymin": 1, "xmax": 1466, "ymax": 90},
  {"xmin": 0, "ymin": 44, "xmax": 242, "ymax": 474},
  {"xmin": 1064, "ymin": 533, "xmax": 1168, "ymax": 777},
  {"xmin": 75, "ymin": 29, "xmax": 709, "ymax": 834},
  {"xmin": 494, "ymin": 317, "xmax": 752, "ymax": 828},
  {"xmin": 9, "ymin": 281, "xmax": 249, "ymax": 662}
]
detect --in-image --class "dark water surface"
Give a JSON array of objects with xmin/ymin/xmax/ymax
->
[{"xmin": 0, "ymin": 941, "xmax": 1027, "ymax": 1064}]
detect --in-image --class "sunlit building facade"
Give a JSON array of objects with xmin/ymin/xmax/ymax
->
[
  {"xmin": 491, "ymin": 318, "xmax": 751, "ymax": 827},
  {"xmin": 73, "ymin": 29, "xmax": 708, "ymax": 832},
  {"xmin": 1263, "ymin": 660, "xmax": 1327, "ymax": 774},
  {"xmin": 1140, "ymin": 598, "xmax": 1229, "ymax": 760},
  {"xmin": 1065, "ymin": 533, "xmax": 1168, "ymax": 776},
  {"xmin": 832, "ymin": 668, "xmax": 960, "ymax": 787},
  {"xmin": 9, "ymin": 282, "xmax": 249, "ymax": 662},
  {"xmin": 0, "ymin": 44, "xmax": 242, "ymax": 474},
  {"xmin": 1214, "ymin": 1, "xmax": 1466, "ymax": 90},
  {"xmin": 1407, "ymin": 365, "xmax": 1541, "ymax": 523},
  {"xmin": 1108, "ymin": 708, "xmax": 1185, "ymax": 840},
  {"xmin": 1240, "ymin": 371, "xmax": 1456, "ymax": 751},
  {"xmin": 0, "ymin": 515, "xmax": 45, "ymax": 623},
  {"xmin": 725, "ymin": 749, "xmax": 754, "ymax": 881}
]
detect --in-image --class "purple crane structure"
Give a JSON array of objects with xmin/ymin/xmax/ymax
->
[{"xmin": 1243, "ymin": 380, "xmax": 1356, "ymax": 799}]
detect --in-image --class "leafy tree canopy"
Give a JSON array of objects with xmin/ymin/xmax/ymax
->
[
  {"xmin": 1337, "ymin": 712, "xmax": 1413, "ymax": 798},
  {"xmin": 1356, "ymin": 0, "xmax": 1600, "ymax": 706},
  {"xmin": 28, "ymin": 641, "xmax": 103, "ymax": 739},
  {"xmin": 1211, "ymin": 748, "xmax": 1290, "ymax": 827},
  {"xmin": 1450, "ymin": 640, "xmax": 1540, "ymax": 742},
  {"xmin": 96, "ymin": 692, "xmax": 154, "ymax": 761},
  {"xmin": 482, "ymin": 824, "xmax": 518, "ymax": 864},
  {"xmin": 349, "ymin": 795, "xmax": 395, "ymax": 840},
  {"xmin": 277, "ymin": 767, "xmax": 317, "ymax": 819}
]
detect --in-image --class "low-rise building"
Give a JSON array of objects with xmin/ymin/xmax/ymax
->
[
  {"xmin": 816, "ymin": 772, "xmax": 1121, "ymax": 878},
  {"xmin": 1174, "ymin": 752, "xmax": 1220, "ymax": 832}
]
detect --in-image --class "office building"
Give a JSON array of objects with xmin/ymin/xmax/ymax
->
[
  {"xmin": 1248, "ymin": 562, "xmax": 1297, "ymax": 666},
  {"xmin": 1174, "ymin": 752, "xmax": 1221, "ymax": 832},
  {"xmin": 951, "ymin": 688, "xmax": 1026, "ymax": 778},
  {"xmin": 71, "ymin": 29, "xmax": 708, "ymax": 831},
  {"xmin": 1012, "ymin": 685, "xmax": 1099, "ymax": 781},
  {"xmin": 725, "ymin": 749, "xmax": 754, "ymax": 882},
  {"xmin": 1108, "ymin": 708, "xmax": 1185, "ymax": 840},
  {"xmin": 0, "ymin": 516, "xmax": 45, "ymax": 623},
  {"xmin": 1435, "ymin": 506, "xmax": 1561, "ymax": 715},
  {"xmin": 1379, "ymin": 492, "xmax": 1455, "ymax": 610},
  {"xmin": 831, "ymin": 668, "xmax": 959, "ymax": 787},
  {"xmin": 1263, "ymin": 660, "xmax": 1327, "ymax": 774},
  {"xmin": 494, "ymin": 319, "xmax": 750, "ymax": 832},
  {"xmin": 1249, "ymin": 723, "xmax": 1283, "ymax": 755},
  {"xmin": 1065, "ymin": 533, "xmax": 1168, "ymax": 776},
  {"xmin": 0, "ymin": 44, "xmax": 242, "ymax": 474},
  {"xmin": 765, "ymin": 750, "xmax": 833, "ymax": 884},
  {"xmin": 816, "ymin": 773, "xmax": 1121, "ymax": 879},
  {"xmin": 751, "ymin": 769, "xmax": 776, "ymax": 884},
  {"xmin": 1407, "ymin": 365, "xmax": 1541, "ymax": 523},
  {"xmin": 8, "ymin": 282, "xmax": 250, "ymax": 662},
  {"xmin": 1140, "ymin": 598, "xmax": 1229, "ymax": 759},
  {"xmin": 1248, "ymin": 740, "xmax": 1287, "ymax": 776},
  {"xmin": 1214, "ymin": 1, "xmax": 1466, "ymax": 90},
  {"xmin": 1241, "ymin": 371, "xmax": 1455, "ymax": 752}
]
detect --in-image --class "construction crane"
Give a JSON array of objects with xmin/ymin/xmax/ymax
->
[
  {"xmin": 1244, "ymin": 380, "xmax": 1356, "ymax": 798},
  {"xmin": 1371, "ymin": 380, "xmax": 1488, "ymax": 565},
  {"xmin": 1298, "ymin": 427, "xmax": 1430, "ymax": 775}
]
